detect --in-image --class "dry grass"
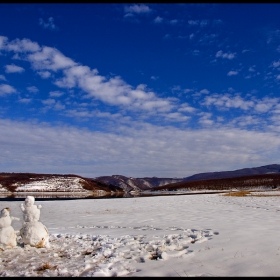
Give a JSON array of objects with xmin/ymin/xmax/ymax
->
[
  {"xmin": 37, "ymin": 262, "xmax": 57, "ymax": 274},
  {"xmin": 252, "ymin": 193, "xmax": 280, "ymax": 197},
  {"xmin": 223, "ymin": 190, "xmax": 252, "ymax": 197},
  {"xmin": 223, "ymin": 190, "xmax": 280, "ymax": 197}
]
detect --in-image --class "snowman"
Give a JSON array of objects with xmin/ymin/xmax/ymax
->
[
  {"xmin": 20, "ymin": 196, "xmax": 50, "ymax": 248},
  {"xmin": 0, "ymin": 207, "xmax": 20, "ymax": 250}
]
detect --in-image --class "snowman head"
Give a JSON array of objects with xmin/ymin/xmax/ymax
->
[
  {"xmin": 0, "ymin": 207, "xmax": 10, "ymax": 218},
  {"xmin": 25, "ymin": 196, "xmax": 35, "ymax": 207}
]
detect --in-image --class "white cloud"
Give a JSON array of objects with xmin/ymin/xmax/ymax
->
[
  {"xmin": 192, "ymin": 88, "xmax": 210, "ymax": 97},
  {"xmin": 163, "ymin": 34, "xmax": 171, "ymax": 40},
  {"xmin": 0, "ymin": 36, "xmax": 186, "ymax": 118},
  {"xmin": 188, "ymin": 20, "xmax": 208, "ymax": 27},
  {"xmin": 39, "ymin": 17, "xmax": 57, "ymax": 30},
  {"xmin": 37, "ymin": 71, "xmax": 51, "ymax": 79},
  {"xmin": 188, "ymin": 20, "xmax": 199, "ymax": 26},
  {"xmin": 272, "ymin": 60, "xmax": 280, "ymax": 68},
  {"xmin": 49, "ymin": 90, "xmax": 64, "ymax": 97},
  {"xmin": 2, "ymin": 37, "xmax": 40, "ymax": 53},
  {"xmin": 27, "ymin": 46, "xmax": 77, "ymax": 71},
  {"xmin": 0, "ymin": 75, "xmax": 6, "ymax": 81},
  {"xmin": 1, "ymin": 119, "xmax": 280, "ymax": 177},
  {"xmin": 192, "ymin": 50, "xmax": 200, "ymax": 56},
  {"xmin": 53, "ymin": 101, "xmax": 65, "ymax": 111},
  {"xmin": 178, "ymin": 103, "xmax": 196, "ymax": 113},
  {"xmin": 249, "ymin": 66, "xmax": 256, "ymax": 72},
  {"xmin": 183, "ymin": 88, "xmax": 193, "ymax": 93},
  {"xmin": 26, "ymin": 86, "xmax": 39, "ymax": 93},
  {"xmin": 227, "ymin": 70, "xmax": 238, "ymax": 76},
  {"xmin": 151, "ymin": 76, "xmax": 158, "ymax": 80},
  {"xmin": 199, "ymin": 20, "xmax": 208, "ymax": 27},
  {"xmin": 216, "ymin": 50, "xmax": 236, "ymax": 60},
  {"xmin": 231, "ymin": 115, "xmax": 262, "ymax": 127},
  {"xmin": 169, "ymin": 19, "xmax": 178, "ymax": 25},
  {"xmin": 18, "ymin": 97, "xmax": 32, "ymax": 104},
  {"xmin": 255, "ymin": 97, "xmax": 279, "ymax": 113},
  {"xmin": 198, "ymin": 112, "xmax": 214, "ymax": 126},
  {"xmin": 0, "ymin": 84, "xmax": 16, "ymax": 96},
  {"xmin": 5, "ymin": 64, "xmax": 25, "ymax": 73},
  {"xmin": 154, "ymin": 16, "xmax": 163, "ymax": 23},
  {"xmin": 42, "ymin": 98, "xmax": 56, "ymax": 105},
  {"xmin": 164, "ymin": 112, "xmax": 190, "ymax": 122},
  {"xmin": 202, "ymin": 94, "xmax": 279, "ymax": 114},
  {"xmin": 55, "ymin": 65, "xmax": 175, "ymax": 112},
  {"xmin": 0, "ymin": 36, "xmax": 8, "ymax": 49},
  {"xmin": 200, "ymin": 89, "xmax": 210, "ymax": 94},
  {"xmin": 202, "ymin": 94, "xmax": 254, "ymax": 110},
  {"xmin": 124, "ymin": 4, "xmax": 152, "ymax": 14}
]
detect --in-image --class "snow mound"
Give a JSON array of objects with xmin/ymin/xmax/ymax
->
[{"xmin": 0, "ymin": 228, "xmax": 215, "ymax": 277}]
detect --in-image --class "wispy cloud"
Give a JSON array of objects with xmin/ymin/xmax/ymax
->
[
  {"xmin": 153, "ymin": 16, "xmax": 163, "ymax": 24},
  {"xmin": 1, "ymin": 119, "xmax": 280, "ymax": 177},
  {"xmin": 18, "ymin": 97, "xmax": 32, "ymax": 104},
  {"xmin": 188, "ymin": 19, "xmax": 208, "ymax": 27},
  {"xmin": 26, "ymin": 86, "xmax": 39, "ymax": 93},
  {"xmin": 0, "ymin": 75, "xmax": 6, "ymax": 81},
  {"xmin": 0, "ymin": 36, "xmax": 178, "ymax": 115},
  {"xmin": 272, "ymin": 60, "xmax": 280, "ymax": 68},
  {"xmin": 37, "ymin": 71, "xmax": 51, "ymax": 79},
  {"xmin": 216, "ymin": 50, "xmax": 236, "ymax": 60},
  {"xmin": 124, "ymin": 4, "xmax": 152, "ymax": 15},
  {"xmin": 39, "ymin": 17, "xmax": 57, "ymax": 30},
  {"xmin": 202, "ymin": 93, "xmax": 279, "ymax": 113},
  {"xmin": 198, "ymin": 112, "xmax": 214, "ymax": 126},
  {"xmin": 178, "ymin": 103, "xmax": 196, "ymax": 113},
  {"xmin": 49, "ymin": 90, "xmax": 64, "ymax": 97},
  {"xmin": 27, "ymin": 46, "xmax": 77, "ymax": 71},
  {"xmin": 192, "ymin": 88, "xmax": 210, "ymax": 97},
  {"xmin": 0, "ymin": 84, "xmax": 16, "ymax": 96},
  {"xmin": 5, "ymin": 64, "xmax": 25, "ymax": 73},
  {"xmin": 227, "ymin": 70, "xmax": 238, "ymax": 76},
  {"xmin": 42, "ymin": 98, "xmax": 56, "ymax": 106},
  {"xmin": 1, "ymin": 36, "xmax": 40, "ymax": 53},
  {"xmin": 153, "ymin": 16, "xmax": 179, "ymax": 25}
]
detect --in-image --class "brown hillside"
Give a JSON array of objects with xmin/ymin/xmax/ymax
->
[
  {"xmin": 153, "ymin": 173, "xmax": 280, "ymax": 191},
  {"xmin": 0, "ymin": 173, "xmax": 123, "ymax": 193}
]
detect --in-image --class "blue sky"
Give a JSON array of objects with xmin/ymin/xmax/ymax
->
[{"xmin": 1, "ymin": 3, "xmax": 280, "ymax": 178}]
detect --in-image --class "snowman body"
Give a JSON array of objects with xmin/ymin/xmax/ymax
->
[
  {"xmin": 0, "ymin": 208, "xmax": 19, "ymax": 250},
  {"xmin": 20, "ymin": 196, "xmax": 50, "ymax": 248}
]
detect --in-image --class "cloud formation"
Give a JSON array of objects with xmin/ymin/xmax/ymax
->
[
  {"xmin": 1, "ymin": 118, "xmax": 279, "ymax": 177},
  {"xmin": 0, "ymin": 84, "xmax": 16, "ymax": 96},
  {"xmin": 0, "ymin": 36, "xmax": 177, "ymax": 115},
  {"xmin": 124, "ymin": 4, "xmax": 152, "ymax": 15},
  {"xmin": 216, "ymin": 50, "xmax": 236, "ymax": 60},
  {"xmin": 5, "ymin": 64, "xmax": 25, "ymax": 73},
  {"xmin": 39, "ymin": 17, "xmax": 57, "ymax": 30},
  {"xmin": 227, "ymin": 70, "xmax": 238, "ymax": 76},
  {"xmin": 202, "ymin": 93, "xmax": 279, "ymax": 113}
]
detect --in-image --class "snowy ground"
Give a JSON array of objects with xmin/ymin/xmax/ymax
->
[{"xmin": 0, "ymin": 192, "xmax": 280, "ymax": 276}]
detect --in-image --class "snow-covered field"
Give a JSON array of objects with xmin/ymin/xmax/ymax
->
[{"xmin": 0, "ymin": 192, "xmax": 280, "ymax": 277}]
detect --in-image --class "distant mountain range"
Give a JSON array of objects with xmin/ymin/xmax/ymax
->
[
  {"xmin": 181, "ymin": 164, "xmax": 280, "ymax": 182},
  {"xmin": 0, "ymin": 164, "xmax": 280, "ymax": 194},
  {"xmin": 94, "ymin": 175, "xmax": 182, "ymax": 193},
  {"xmin": 95, "ymin": 163, "xmax": 280, "ymax": 192}
]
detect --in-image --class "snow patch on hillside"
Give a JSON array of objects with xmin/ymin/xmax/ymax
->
[
  {"xmin": 14, "ymin": 177, "xmax": 89, "ymax": 192},
  {"xmin": 0, "ymin": 184, "xmax": 10, "ymax": 192}
]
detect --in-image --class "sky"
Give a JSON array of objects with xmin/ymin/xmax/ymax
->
[{"xmin": 1, "ymin": 3, "xmax": 280, "ymax": 178}]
